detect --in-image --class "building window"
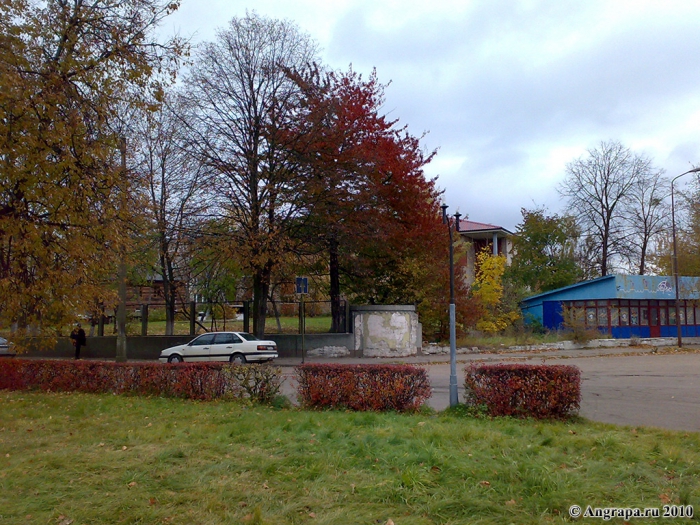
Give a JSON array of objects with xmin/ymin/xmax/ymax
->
[
  {"xmin": 610, "ymin": 307, "xmax": 619, "ymax": 326},
  {"xmin": 630, "ymin": 307, "xmax": 639, "ymax": 326},
  {"xmin": 586, "ymin": 308, "xmax": 596, "ymax": 326},
  {"xmin": 620, "ymin": 308, "xmax": 629, "ymax": 326},
  {"xmin": 641, "ymin": 307, "xmax": 649, "ymax": 326}
]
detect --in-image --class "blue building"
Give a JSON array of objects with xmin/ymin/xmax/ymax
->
[{"xmin": 521, "ymin": 275, "xmax": 700, "ymax": 338}]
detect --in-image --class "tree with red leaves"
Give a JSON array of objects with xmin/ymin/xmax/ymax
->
[{"xmin": 289, "ymin": 67, "xmax": 469, "ymax": 338}]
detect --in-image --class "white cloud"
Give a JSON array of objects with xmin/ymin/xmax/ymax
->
[{"xmin": 164, "ymin": 0, "xmax": 700, "ymax": 229}]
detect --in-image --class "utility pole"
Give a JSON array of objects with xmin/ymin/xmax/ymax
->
[{"xmin": 441, "ymin": 204, "xmax": 461, "ymax": 407}]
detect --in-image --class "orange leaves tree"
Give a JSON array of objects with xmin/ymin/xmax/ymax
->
[
  {"xmin": 288, "ymin": 67, "xmax": 462, "ymax": 338},
  {"xmin": 0, "ymin": 0, "xmax": 182, "ymax": 338}
]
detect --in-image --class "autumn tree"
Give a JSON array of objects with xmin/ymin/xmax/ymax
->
[
  {"xmin": 179, "ymin": 13, "xmax": 319, "ymax": 337},
  {"xmin": 559, "ymin": 141, "xmax": 657, "ymax": 277},
  {"xmin": 655, "ymin": 175, "xmax": 700, "ymax": 276},
  {"xmin": 0, "ymin": 0, "xmax": 182, "ymax": 340},
  {"xmin": 623, "ymin": 168, "xmax": 669, "ymax": 275},
  {"xmin": 506, "ymin": 207, "xmax": 581, "ymax": 293},
  {"xmin": 132, "ymin": 93, "xmax": 210, "ymax": 335},
  {"xmin": 287, "ymin": 67, "xmax": 452, "ymax": 334},
  {"xmin": 471, "ymin": 250, "xmax": 521, "ymax": 334}
]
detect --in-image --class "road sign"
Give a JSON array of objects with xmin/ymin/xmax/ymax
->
[{"xmin": 295, "ymin": 276, "xmax": 309, "ymax": 294}]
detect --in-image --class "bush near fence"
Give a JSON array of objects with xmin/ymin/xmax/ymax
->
[
  {"xmin": 463, "ymin": 363, "xmax": 581, "ymax": 419},
  {"xmin": 296, "ymin": 363, "xmax": 431, "ymax": 412},
  {"xmin": 0, "ymin": 360, "xmax": 281, "ymax": 403}
]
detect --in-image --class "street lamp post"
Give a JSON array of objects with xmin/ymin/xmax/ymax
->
[
  {"xmin": 670, "ymin": 167, "xmax": 700, "ymax": 348},
  {"xmin": 441, "ymin": 204, "xmax": 461, "ymax": 407}
]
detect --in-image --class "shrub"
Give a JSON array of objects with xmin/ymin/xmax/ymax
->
[
  {"xmin": 222, "ymin": 364, "xmax": 282, "ymax": 404},
  {"xmin": 296, "ymin": 363, "xmax": 431, "ymax": 412},
  {"xmin": 560, "ymin": 305, "xmax": 603, "ymax": 343},
  {"xmin": 0, "ymin": 359, "xmax": 281, "ymax": 403},
  {"xmin": 463, "ymin": 363, "xmax": 581, "ymax": 419}
]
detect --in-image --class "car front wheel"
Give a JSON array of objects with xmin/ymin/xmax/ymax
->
[
  {"xmin": 230, "ymin": 353, "xmax": 246, "ymax": 365},
  {"xmin": 168, "ymin": 354, "xmax": 183, "ymax": 363}
]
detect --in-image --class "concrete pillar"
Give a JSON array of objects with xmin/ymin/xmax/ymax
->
[{"xmin": 492, "ymin": 232, "xmax": 498, "ymax": 255}]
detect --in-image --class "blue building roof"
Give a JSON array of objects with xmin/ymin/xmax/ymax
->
[{"xmin": 522, "ymin": 275, "xmax": 700, "ymax": 306}]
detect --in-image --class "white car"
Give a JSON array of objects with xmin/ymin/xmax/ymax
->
[
  {"xmin": 159, "ymin": 332, "xmax": 278, "ymax": 364},
  {"xmin": 0, "ymin": 336, "xmax": 15, "ymax": 357}
]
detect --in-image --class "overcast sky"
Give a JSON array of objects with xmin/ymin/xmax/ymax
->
[{"xmin": 163, "ymin": 0, "xmax": 700, "ymax": 231}]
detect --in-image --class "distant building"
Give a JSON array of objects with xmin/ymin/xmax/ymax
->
[
  {"xmin": 457, "ymin": 220, "xmax": 513, "ymax": 285},
  {"xmin": 521, "ymin": 274, "xmax": 700, "ymax": 338},
  {"xmin": 126, "ymin": 275, "xmax": 187, "ymax": 310}
]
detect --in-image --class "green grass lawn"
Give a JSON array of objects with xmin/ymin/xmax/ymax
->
[{"xmin": 1, "ymin": 391, "xmax": 699, "ymax": 524}]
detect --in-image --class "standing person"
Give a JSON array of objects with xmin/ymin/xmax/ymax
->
[{"xmin": 70, "ymin": 323, "xmax": 87, "ymax": 360}]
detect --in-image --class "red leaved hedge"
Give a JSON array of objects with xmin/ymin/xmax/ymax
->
[
  {"xmin": 464, "ymin": 363, "xmax": 581, "ymax": 419},
  {"xmin": 296, "ymin": 363, "xmax": 431, "ymax": 412},
  {"xmin": 0, "ymin": 359, "xmax": 281, "ymax": 403}
]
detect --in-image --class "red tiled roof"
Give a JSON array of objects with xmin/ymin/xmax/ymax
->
[{"xmin": 458, "ymin": 220, "xmax": 502, "ymax": 231}]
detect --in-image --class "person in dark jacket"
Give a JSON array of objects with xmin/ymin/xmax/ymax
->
[{"xmin": 70, "ymin": 323, "xmax": 87, "ymax": 360}]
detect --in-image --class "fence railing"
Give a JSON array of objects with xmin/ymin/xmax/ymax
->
[{"xmin": 91, "ymin": 300, "xmax": 349, "ymax": 337}]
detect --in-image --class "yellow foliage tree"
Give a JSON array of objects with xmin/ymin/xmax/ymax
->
[
  {"xmin": 471, "ymin": 249, "xmax": 521, "ymax": 334},
  {"xmin": 0, "ymin": 0, "xmax": 182, "ymax": 344}
]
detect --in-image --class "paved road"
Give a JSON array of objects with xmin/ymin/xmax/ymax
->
[
  {"xmin": 280, "ymin": 350, "xmax": 700, "ymax": 432},
  {"xmin": 421, "ymin": 353, "xmax": 700, "ymax": 432}
]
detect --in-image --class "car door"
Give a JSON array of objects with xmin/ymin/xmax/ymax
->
[
  {"xmin": 185, "ymin": 333, "xmax": 215, "ymax": 361},
  {"xmin": 210, "ymin": 332, "xmax": 244, "ymax": 361}
]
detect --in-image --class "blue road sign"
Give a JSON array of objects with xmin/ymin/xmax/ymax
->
[{"xmin": 295, "ymin": 276, "xmax": 309, "ymax": 294}]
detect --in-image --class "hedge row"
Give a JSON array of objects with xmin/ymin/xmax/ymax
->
[
  {"xmin": 464, "ymin": 363, "xmax": 581, "ymax": 419},
  {"xmin": 295, "ymin": 363, "xmax": 431, "ymax": 412},
  {"xmin": 0, "ymin": 360, "xmax": 281, "ymax": 403}
]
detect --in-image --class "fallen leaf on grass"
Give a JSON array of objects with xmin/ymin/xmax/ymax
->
[
  {"xmin": 128, "ymin": 481, "xmax": 137, "ymax": 488},
  {"xmin": 505, "ymin": 499, "xmax": 516, "ymax": 506},
  {"xmin": 386, "ymin": 519, "xmax": 395, "ymax": 525},
  {"xmin": 659, "ymin": 493, "xmax": 671, "ymax": 504},
  {"xmin": 479, "ymin": 481, "xmax": 490, "ymax": 486},
  {"xmin": 308, "ymin": 512, "xmax": 316, "ymax": 518},
  {"xmin": 56, "ymin": 516, "xmax": 73, "ymax": 525},
  {"xmin": 149, "ymin": 498, "xmax": 157, "ymax": 506}
]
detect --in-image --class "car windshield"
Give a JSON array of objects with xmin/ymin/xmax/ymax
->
[{"xmin": 239, "ymin": 332, "xmax": 259, "ymax": 341}]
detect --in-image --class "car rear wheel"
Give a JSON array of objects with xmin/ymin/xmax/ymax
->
[
  {"xmin": 168, "ymin": 354, "xmax": 183, "ymax": 363},
  {"xmin": 230, "ymin": 353, "xmax": 246, "ymax": 365}
]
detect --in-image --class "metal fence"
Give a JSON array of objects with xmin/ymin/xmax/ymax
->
[{"xmin": 93, "ymin": 300, "xmax": 349, "ymax": 336}]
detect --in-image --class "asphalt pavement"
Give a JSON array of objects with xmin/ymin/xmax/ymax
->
[{"xmin": 277, "ymin": 344, "xmax": 700, "ymax": 433}]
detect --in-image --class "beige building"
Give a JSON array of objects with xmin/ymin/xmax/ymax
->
[{"xmin": 457, "ymin": 220, "xmax": 513, "ymax": 285}]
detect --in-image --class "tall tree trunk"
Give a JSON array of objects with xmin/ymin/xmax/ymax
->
[
  {"xmin": 329, "ymin": 235, "xmax": 342, "ymax": 333},
  {"xmin": 252, "ymin": 262, "xmax": 272, "ymax": 338},
  {"xmin": 638, "ymin": 240, "xmax": 647, "ymax": 275},
  {"xmin": 160, "ymin": 251, "xmax": 176, "ymax": 336}
]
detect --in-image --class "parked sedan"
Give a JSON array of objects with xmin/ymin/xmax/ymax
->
[
  {"xmin": 0, "ymin": 336, "xmax": 15, "ymax": 357},
  {"xmin": 159, "ymin": 332, "xmax": 278, "ymax": 364}
]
